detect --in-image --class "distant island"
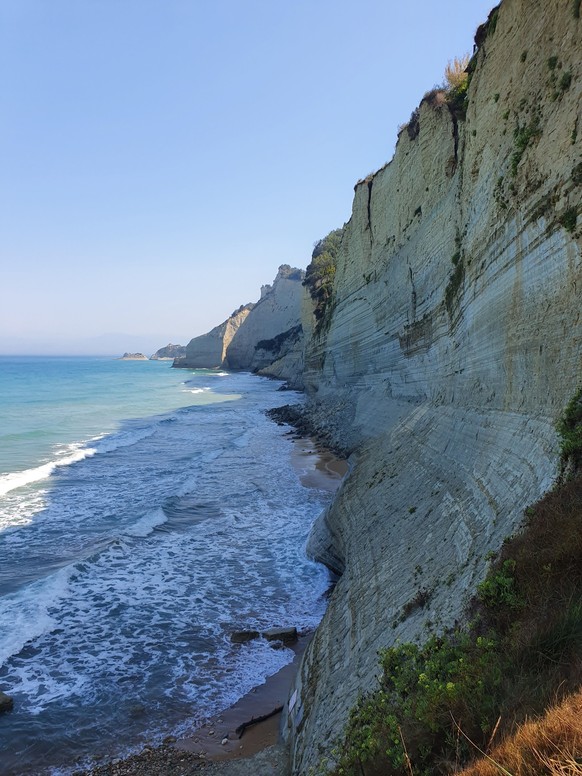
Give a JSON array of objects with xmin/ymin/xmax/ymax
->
[{"xmin": 118, "ymin": 352, "xmax": 148, "ymax": 360}]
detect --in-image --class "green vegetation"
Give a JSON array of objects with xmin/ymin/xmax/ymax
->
[
  {"xmin": 547, "ymin": 55, "xmax": 559, "ymax": 70},
  {"xmin": 574, "ymin": 0, "xmax": 581, "ymax": 18},
  {"xmin": 323, "ymin": 392, "xmax": 582, "ymax": 776},
  {"xmin": 559, "ymin": 206, "xmax": 578, "ymax": 234},
  {"xmin": 477, "ymin": 559, "xmax": 523, "ymax": 609},
  {"xmin": 510, "ymin": 116, "xmax": 542, "ymax": 176},
  {"xmin": 560, "ymin": 71, "xmax": 572, "ymax": 91},
  {"xmin": 520, "ymin": 50, "xmax": 527, "ymax": 63},
  {"xmin": 557, "ymin": 385, "xmax": 582, "ymax": 471},
  {"xmin": 488, "ymin": 7, "xmax": 499, "ymax": 36},
  {"xmin": 573, "ymin": 162, "xmax": 582, "ymax": 185},
  {"xmin": 303, "ymin": 228, "xmax": 343, "ymax": 333},
  {"xmin": 443, "ymin": 56, "xmax": 470, "ymax": 120}
]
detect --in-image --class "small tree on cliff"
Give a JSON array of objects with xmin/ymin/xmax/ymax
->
[{"xmin": 303, "ymin": 227, "xmax": 343, "ymax": 327}]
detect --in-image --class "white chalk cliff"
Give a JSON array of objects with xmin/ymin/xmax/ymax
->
[
  {"xmin": 225, "ymin": 265, "xmax": 306, "ymax": 371},
  {"xmin": 175, "ymin": 265, "xmax": 306, "ymax": 374},
  {"xmin": 282, "ymin": 0, "xmax": 582, "ymax": 771},
  {"xmin": 175, "ymin": 304, "xmax": 254, "ymax": 369}
]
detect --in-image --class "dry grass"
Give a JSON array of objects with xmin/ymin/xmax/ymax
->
[
  {"xmin": 455, "ymin": 689, "xmax": 582, "ymax": 775},
  {"xmin": 444, "ymin": 55, "xmax": 470, "ymax": 90}
]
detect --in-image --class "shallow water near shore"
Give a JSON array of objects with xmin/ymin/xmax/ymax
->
[{"xmin": 0, "ymin": 357, "xmax": 332, "ymax": 775}]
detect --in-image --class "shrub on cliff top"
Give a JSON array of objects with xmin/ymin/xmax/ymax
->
[{"xmin": 443, "ymin": 54, "xmax": 470, "ymax": 120}]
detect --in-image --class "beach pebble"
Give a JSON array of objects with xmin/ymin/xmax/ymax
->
[
  {"xmin": 221, "ymin": 737, "xmax": 228, "ymax": 745},
  {"xmin": 208, "ymin": 729, "xmax": 214, "ymax": 735}
]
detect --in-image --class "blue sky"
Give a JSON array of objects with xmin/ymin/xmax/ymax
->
[{"xmin": 1, "ymin": 0, "xmax": 495, "ymax": 355}]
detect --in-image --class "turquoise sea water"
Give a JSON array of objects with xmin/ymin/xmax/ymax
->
[{"xmin": 0, "ymin": 356, "xmax": 331, "ymax": 775}]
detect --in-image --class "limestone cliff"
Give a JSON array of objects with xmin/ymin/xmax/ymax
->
[
  {"xmin": 285, "ymin": 0, "xmax": 582, "ymax": 771},
  {"xmin": 174, "ymin": 304, "xmax": 253, "ymax": 369},
  {"xmin": 175, "ymin": 265, "xmax": 306, "ymax": 378},
  {"xmin": 225, "ymin": 265, "xmax": 306, "ymax": 372}
]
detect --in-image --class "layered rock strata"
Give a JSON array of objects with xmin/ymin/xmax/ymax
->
[
  {"xmin": 225, "ymin": 265, "xmax": 306, "ymax": 371},
  {"xmin": 174, "ymin": 304, "xmax": 253, "ymax": 369},
  {"xmin": 175, "ymin": 265, "xmax": 306, "ymax": 377},
  {"xmin": 284, "ymin": 0, "xmax": 582, "ymax": 771}
]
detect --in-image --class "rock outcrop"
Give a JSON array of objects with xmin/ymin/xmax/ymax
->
[
  {"xmin": 174, "ymin": 266, "xmax": 306, "ymax": 379},
  {"xmin": 283, "ymin": 0, "xmax": 582, "ymax": 771},
  {"xmin": 174, "ymin": 304, "xmax": 253, "ymax": 369},
  {"xmin": 150, "ymin": 343, "xmax": 186, "ymax": 360},
  {"xmin": 225, "ymin": 265, "xmax": 306, "ymax": 371},
  {"xmin": 118, "ymin": 353, "xmax": 148, "ymax": 360}
]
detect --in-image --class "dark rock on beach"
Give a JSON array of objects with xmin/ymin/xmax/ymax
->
[
  {"xmin": 0, "ymin": 691, "xmax": 13, "ymax": 713},
  {"xmin": 230, "ymin": 630, "xmax": 260, "ymax": 644},
  {"xmin": 261, "ymin": 627, "xmax": 297, "ymax": 645}
]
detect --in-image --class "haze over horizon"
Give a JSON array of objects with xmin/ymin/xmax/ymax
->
[{"xmin": 1, "ymin": 0, "xmax": 495, "ymax": 355}]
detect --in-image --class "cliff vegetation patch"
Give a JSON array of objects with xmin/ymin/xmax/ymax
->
[
  {"xmin": 304, "ymin": 227, "xmax": 344, "ymax": 334},
  {"xmin": 320, "ymin": 393, "xmax": 582, "ymax": 776},
  {"xmin": 443, "ymin": 55, "xmax": 470, "ymax": 121},
  {"xmin": 510, "ymin": 114, "xmax": 542, "ymax": 177}
]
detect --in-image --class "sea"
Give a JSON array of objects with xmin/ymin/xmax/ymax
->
[{"xmin": 0, "ymin": 356, "xmax": 332, "ymax": 775}]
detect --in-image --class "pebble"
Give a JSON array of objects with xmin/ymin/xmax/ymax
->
[{"xmin": 221, "ymin": 738, "xmax": 228, "ymax": 746}]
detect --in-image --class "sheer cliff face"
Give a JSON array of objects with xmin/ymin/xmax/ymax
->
[
  {"xmin": 178, "ymin": 305, "xmax": 253, "ymax": 369},
  {"xmin": 176, "ymin": 266, "xmax": 306, "ymax": 373},
  {"xmin": 288, "ymin": 0, "xmax": 581, "ymax": 770},
  {"xmin": 225, "ymin": 265, "xmax": 305, "ymax": 371}
]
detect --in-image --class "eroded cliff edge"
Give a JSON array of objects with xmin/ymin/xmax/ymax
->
[{"xmin": 285, "ymin": 0, "xmax": 581, "ymax": 771}]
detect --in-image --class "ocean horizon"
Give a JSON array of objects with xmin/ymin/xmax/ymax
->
[{"xmin": 0, "ymin": 356, "xmax": 332, "ymax": 775}]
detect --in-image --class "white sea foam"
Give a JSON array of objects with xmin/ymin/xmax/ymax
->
[
  {"xmin": 0, "ymin": 446, "xmax": 97, "ymax": 497},
  {"xmin": 93, "ymin": 425, "xmax": 158, "ymax": 454},
  {"xmin": 183, "ymin": 387, "xmax": 210, "ymax": 394},
  {"xmin": 0, "ymin": 567, "xmax": 71, "ymax": 667},
  {"xmin": 123, "ymin": 507, "xmax": 168, "ymax": 537}
]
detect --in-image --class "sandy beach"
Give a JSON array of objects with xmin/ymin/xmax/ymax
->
[{"xmin": 79, "ymin": 437, "xmax": 347, "ymax": 776}]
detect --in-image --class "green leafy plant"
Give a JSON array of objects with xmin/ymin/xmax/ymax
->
[
  {"xmin": 488, "ymin": 8, "xmax": 499, "ymax": 36},
  {"xmin": 477, "ymin": 560, "xmax": 523, "ymax": 609},
  {"xmin": 557, "ymin": 386, "xmax": 582, "ymax": 470},
  {"xmin": 443, "ymin": 55, "xmax": 470, "ymax": 119},
  {"xmin": 303, "ymin": 228, "xmax": 343, "ymax": 333},
  {"xmin": 560, "ymin": 71, "xmax": 572, "ymax": 91},
  {"xmin": 511, "ymin": 117, "xmax": 542, "ymax": 176}
]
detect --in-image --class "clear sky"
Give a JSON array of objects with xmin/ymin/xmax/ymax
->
[{"xmin": 1, "ymin": 0, "xmax": 495, "ymax": 355}]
